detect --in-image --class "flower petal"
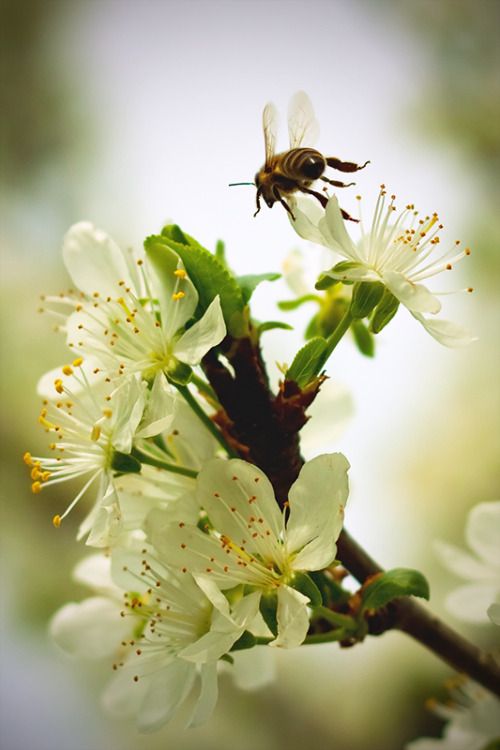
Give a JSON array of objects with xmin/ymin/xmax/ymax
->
[
  {"xmin": 135, "ymin": 373, "xmax": 177, "ymax": 438},
  {"xmin": 62, "ymin": 222, "xmax": 132, "ymax": 298},
  {"xmin": 290, "ymin": 197, "xmax": 328, "ymax": 245},
  {"xmin": 271, "ymin": 585, "xmax": 310, "ymax": 648},
  {"xmin": 444, "ymin": 582, "xmax": 500, "ymax": 624},
  {"xmin": 187, "ymin": 662, "xmax": 219, "ymax": 728},
  {"xmin": 411, "ymin": 313, "xmax": 476, "ymax": 347},
  {"xmin": 229, "ymin": 647, "xmax": 276, "ymax": 691},
  {"xmin": 72, "ymin": 553, "xmax": 118, "ymax": 597},
  {"xmin": 286, "ymin": 453, "xmax": 349, "ymax": 570},
  {"xmin": 137, "ymin": 660, "xmax": 197, "ymax": 733},
  {"xmin": 383, "ymin": 270, "xmax": 441, "ymax": 314},
  {"xmin": 434, "ymin": 540, "xmax": 493, "ymax": 582},
  {"xmin": 174, "ymin": 295, "xmax": 226, "ymax": 365},
  {"xmin": 196, "ymin": 458, "xmax": 283, "ymax": 557},
  {"xmin": 465, "ymin": 501, "xmax": 500, "ymax": 568},
  {"xmin": 322, "ymin": 196, "xmax": 358, "ymax": 256},
  {"xmin": 50, "ymin": 597, "xmax": 130, "ymax": 658}
]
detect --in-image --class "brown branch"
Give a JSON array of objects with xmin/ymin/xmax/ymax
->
[
  {"xmin": 338, "ymin": 530, "xmax": 500, "ymax": 696},
  {"xmin": 203, "ymin": 333, "xmax": 500, "ymax": 697}
]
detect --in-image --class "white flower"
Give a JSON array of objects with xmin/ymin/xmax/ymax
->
[
  {"xmin": 24, "ymin": 360, "xmax": 154, "ymax": 544},
  {"xmin": 406, "ymin": 679, "xmax": 500, "ymax": 750},
  {"xmin": 291, "ymin": 188, "xmax": 475, "ymax": 346},
  {"xmin": 152, "ymin": 453, "xmax": 349, "ymax": 648},
  {"xmin": 57, "ymin": 222, "xmax": 226, "ymax": 384},
  {"xmin": 435, "ymin": 501, "xmax": 500, "ymax": 624},
  {"xmin": 51, "ymin": 549, "xmax": 260, "ymax": 732}
]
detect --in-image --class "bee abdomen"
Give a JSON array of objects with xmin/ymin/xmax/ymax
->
[{"xmin": 282, "ymin": 148, "xmax": 326, "ymax": 181}]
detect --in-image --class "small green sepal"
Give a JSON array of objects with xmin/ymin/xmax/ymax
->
[
  {"xmin": 259, "ymin": 591, "xmax": 278, "ymax": 636},
  {"xmin": 111, "ymin": 451, "xmax": 142, "ymax": 475},
  {"xmin": 236, "ymin": 272, "xmax": 281, "ymax": 305},
  {"xmin": 166, "ymin": 360, "xmax": 192, "ymax": 385},
  {"xmin": 350, "ymin": 282, "xmax": 384, "ymax": 319},
  {"xmin": 291, "ymin": 572, "xmax": 322, "ymax": 607},
  {"xmin": 351, "ymin": 320, "xmax": 375, "ymax": 357},
  {"xmin": 361, "ymin": 568, "xmax": 430, "ymax": 612},
  {"xmin": 316, "ymin": 262, "xmax": 363, "ymax": 290},
  {"xmin": 230, "ymin": 630, "xmax": 257, "ymax": 652},
  {"xmin": 370, "ymin": 289, "xmax": 400, "ymax": 334},
  {"xmin": 257, "ymin": 320, "xmax": 293, "ymax": 334}
]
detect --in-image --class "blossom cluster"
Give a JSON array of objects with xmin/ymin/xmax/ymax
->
[
  {"xmin": 27, "ymin": 221, "xmax": 351, "ymax": 730},
  {"xmin": 26, "ymin": 179, "xmax": 483, "ymax": 735}
]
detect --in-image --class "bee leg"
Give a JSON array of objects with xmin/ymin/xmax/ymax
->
[
  {"xmin": 326, "ymin": 157, "xmax": 370, "ymax": 173},
  {"xmin": 272, "ymin": 186, "xmax": 296, "ymax": 220},
  {"xmin": 340, "ymin": 207, "xmax": 359, "ymax": 223},
  {"xmin": 299, "ymin": 186, "xmax": 328, "ymax": 209},
  {"xmin": 253, "ymin": 187, "xmax": 263, "ymax": 218},
  {"xmin": 320, "ymin": 177, "xmax": 355, "ymax": 188}
]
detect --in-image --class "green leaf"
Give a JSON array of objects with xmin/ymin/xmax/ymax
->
[
  {"xmin": 304, "ymin": 313, "xmax": 321, "ymax": 340},
  {"xmin": 257, "ymin": 320, "xmax": 293, "ymax": 334},
  {"xmin": 361, "ymin": 568, "xmax": 430, "ymax": 612},
  {"xmin": 277, "ymin": 294, "xmax": 321, "ymax": 311},
  {"xmin": 350, "ymin": 281, "xmax": 384, "ymax": 319},
  {"xmin": 155, "ymin": 226, "xmax": 248, "ymax": 338},
  {"xmin": 286, "ymin": 337, "xmax": 328, "ymax": 388},
  {"xmin": 236, "ymin": 272, "xmax": 281, "ymax": 305},
  {"xmin": 292, "ymin": 573, "xmax": 322, "ymax": 607},
  {"xmin": 111, "ymin": 451, "xmax": 142, "ymax": 474},
  {"xmin": 215, "ymin": 239, "xmax": 228, "ymax": 266},
  {"xmin": 370, "ymin": 289, "xmax": 400, "ymax": 334},
  {"xmin": 351, "ymin": 320, "xmax": 375, "ymax": 357}
]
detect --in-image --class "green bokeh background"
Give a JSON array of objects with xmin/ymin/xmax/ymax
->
[{"xmin": 1, "ymin": 1, "xmax": 499, "ymax": 748}]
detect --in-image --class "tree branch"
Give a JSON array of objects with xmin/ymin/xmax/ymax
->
[{"xmin": 203, "ymin": 333, "xmax": 500, "ymax": 697}]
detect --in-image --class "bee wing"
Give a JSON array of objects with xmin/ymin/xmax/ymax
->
[
  {"xmin": 263, "ymin": 101, "xmax": 279, "ymax": 167},
  {"xmin": 288, "ymin": 91, "xmax": 320, "ymax": 148}
]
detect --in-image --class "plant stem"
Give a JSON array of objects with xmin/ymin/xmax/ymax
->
[
  {"xmin": 337, "ymin": 529, "xmax": 500, "ymax": 696},
  {"xmin": 174, "ymin": 382, "xmax": 238, "ymax": 457},
  {"xmin": 324, "ymin": 308, "xmax": 353, "ymax": 359},
  {"xmin": 312, "ymin": 605, "xmax": 357, "ymax": 630},
  {"xmin": 133, "ymin": 450, "xmax": 198, "ymax": 479}
]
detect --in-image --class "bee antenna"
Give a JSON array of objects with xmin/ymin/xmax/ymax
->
[{"xmin": 228, "ymin": 182, "xmax": 256, "ymax": 187}]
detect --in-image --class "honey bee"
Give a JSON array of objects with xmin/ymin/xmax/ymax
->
[{"xmin": 254, "ymin": 91, "xmax": 369, "ymax": 221}]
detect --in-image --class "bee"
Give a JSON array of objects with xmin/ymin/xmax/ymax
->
[{"xmin": 254, "ymin": 91, "xmax": 369, "ymax": 221}]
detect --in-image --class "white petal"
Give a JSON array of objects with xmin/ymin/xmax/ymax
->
[
  {"xmin": 488, "ymin": 602, "xmax": 500, "ymax": 626},
  {"xmin": 83, "ymin": 481, "xmax": 123, "ymax": 548},
  {"xmin": 324, "ymin": 265, "xmax": 379, "ymax": 283},
  {"xmin": 165, "ymin": 398, "xmax": 219, "ymax": 469},
  {"xmin": 290, "ymin": 197, "xmax": 328, "ymax": 245},
  {"xmin": 36, "ymin": 358, "xmax": 105, "ymax": 399},
  {"xmin": 135, "ymin": 372, "xmax": 177, "ymax": 438},
  {"xmin": 72, "ymin": 553, "xmax": 118, "ymax": 597},
  {"xmin": 322, "ymin": 196, "xmax": 358, "ymax": 256},
  {"xmin": 62, "ymin": 222, "xmax": 132, "ymax": 298},
  {"xmin": 174, "ymin": 295, "xmax": 226, "ymax": 365},
  {"xmin": 147, "ymin": 249, "xmax": 198, "ymax": 340},
  {"xmin": 229, "ymin": 646, "xmax": 276, "ymax": 691},
  {"xmin": 196, "ymin": 458, "xmax": 283, "ymax": 556},
  {"xmin": 434, "ymin": 540, "xmax": 493, "ymax": 581},
  {"xmin": 384, "ymin": 270, "xmax": 441, "ymax": 314},
  {"xmin": 466, "ymin": 501, "xmax": 500, "ymax": 568},
  {"xmin": 300, "ymin": 379, "xmax": 353, "ymax": 459},
  {"xmin": 110, "ymin": 376, "xmax": 146, "ymax": 453},
  {"xmin": 271, "ymin": 585, "xmax": 310, "ymax": 648},
  {"xmin": 445, "ymin": 582, "xmax": 500, "ymax": 624},
  {"xmin": 50, "ymin": 597, "xmax": 130, "ymax": 658},
  {"xmin": 286, "ymin": 453, "xmax": 349, "ymax": 569},
  {"xmin": 411, "ymin": 313, "xmax": 476, "ymax": 347},
  {"xmin": 187, "ymin": 662, "xmax": 219, "ymax": 728},
  {"xmin": 137, "ymin": 660, "xmax": 197, "ymax": 733}
]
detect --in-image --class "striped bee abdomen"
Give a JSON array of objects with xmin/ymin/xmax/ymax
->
[{"xmin": 281, "ymin": 148, "xmax": 326, "ymax": 181}]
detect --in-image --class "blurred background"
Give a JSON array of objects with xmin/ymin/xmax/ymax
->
[{"xmin": 1, "ymin": 0, "xmax": 499, "ymax": 748}]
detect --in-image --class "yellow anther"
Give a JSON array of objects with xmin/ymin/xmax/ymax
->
[
  {"xmin": 52, "ymin": 514, "xmax": 62, "ymax": 528},
  {"xmin": 54, "ymin": 379, "xmax": 64, "ymax": 394},
  {"xmin": 30, "ymin": 467, "xmax": 42, "ymax": 480},
  {"xmin": 172, "ymin": 291, "xmax": 185, "ymax": 301},
  {"xmin": 23, "ymin": 451, "xmax": 33, "ymax": 466},
  {"xmin": 32, "ymin": 481, "xmax": 43, "ymax": 494},
  {"xmin": 41, "ymin": 471, "xmax": 51, "ymax": 482},
  {"xmin": 91, "ymin": 425, "xmax": 102, "ymax": 442},
  {"xmin": 62, "ymin": 365, "xmax": 73, "ymax": 376},
  {"xmin": 174, "ymin": 269, "xmax": 187, "ymax": 279},
  {"xmin": 38, "ymin": 415, "xmax": 55, "ymax": 429},
  {"xmin": 72, "ymin": 357, "xmax": 83, "ymax": 367},
  {"xmin": 102, "ymin": 408, "xmax": 113, "ymax": 418}
]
